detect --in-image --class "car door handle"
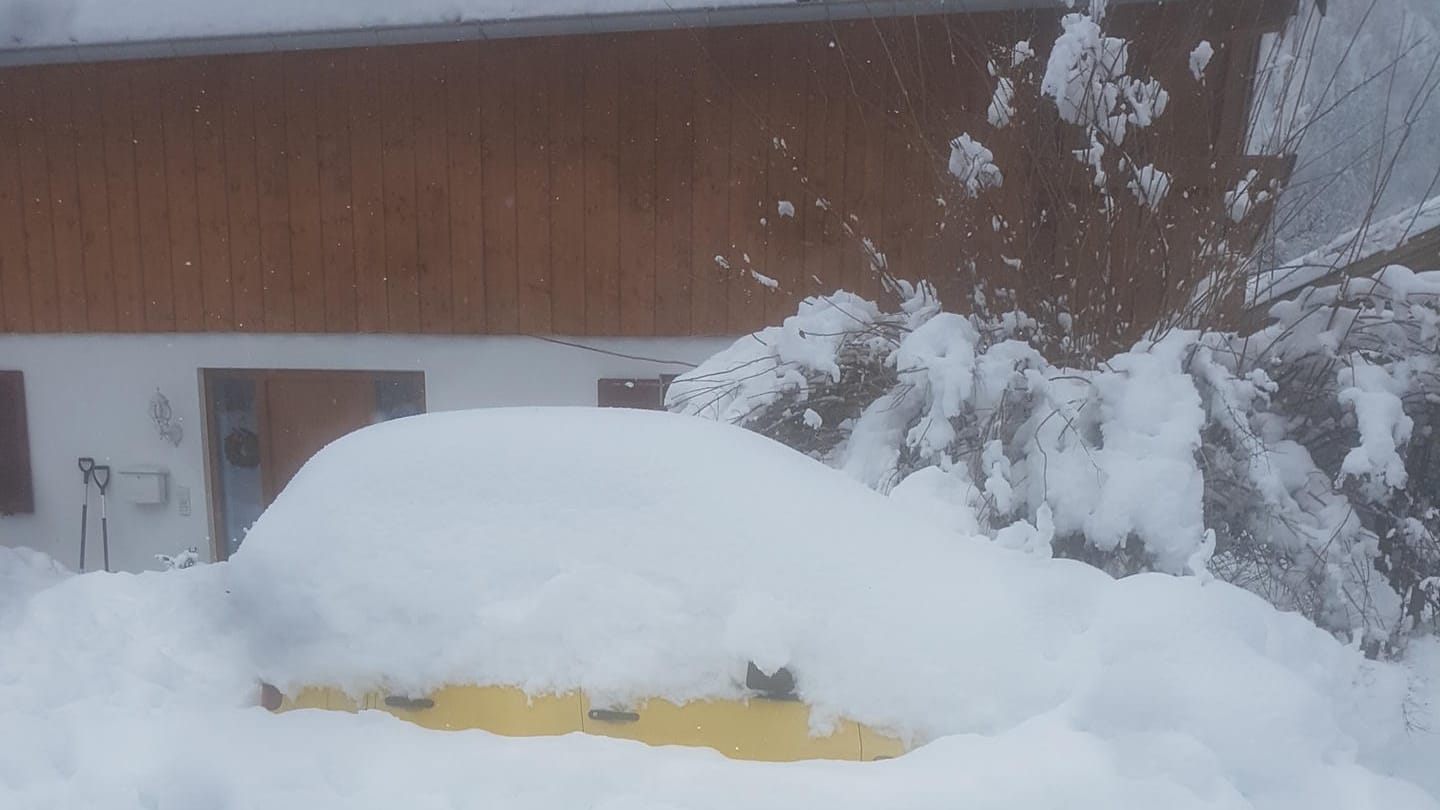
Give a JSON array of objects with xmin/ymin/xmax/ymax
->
[
  {"xmin": 588, "ymin": 709, "xmax": 640, "ymax": 723},
  {"xmin": 383, "ymin": 696, "xmax": 435, "ymax": 710}
]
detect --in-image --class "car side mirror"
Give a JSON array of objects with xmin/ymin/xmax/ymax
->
[{"xmin": 746, "ymin": 662, "xmax": 798, "ymax": 700}]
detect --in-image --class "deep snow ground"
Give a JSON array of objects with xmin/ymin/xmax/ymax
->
[
  {"xmin": 2, "ymin": 409, "xmax": 1439, "ymax": 810},
  {"xmin": 2, "ymin": 539, "xmax": 1438, "ymax": 810}
]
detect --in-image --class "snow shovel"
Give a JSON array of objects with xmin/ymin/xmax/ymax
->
[
  {"xmin": 77, "ymin": 457, "xmax": 95, "ymax": 572},
  {"xmin": 94, "ymin": 465, "xmax": 112, "ymax": 573}
]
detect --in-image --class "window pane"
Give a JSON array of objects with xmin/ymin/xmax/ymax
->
[{"xmin": 212, "ymin": 375, "xmax": 264, "ymax": 558}]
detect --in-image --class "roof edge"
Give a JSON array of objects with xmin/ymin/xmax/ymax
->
[{"xmin": 0, "ymin": 0, "xmax": 1147, "ymax": 68}]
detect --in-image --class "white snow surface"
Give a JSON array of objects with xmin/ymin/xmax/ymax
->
[
  {"xmin": 1250, "ymin": 193, "xmax": 1440, "ymax": 306},
  {"xmin": 1127, "ymin": 162, "xmax": 1171, "ymax": 209},
  {"xmin": 988, "ymin": 72, "xmax": 1016, "ymax": 128},
  {"xmin": 0, "ymin": 546, "xmax": 67, "ymax": 627},
  {"xmin": 2, "ymin": 407, "xmax": 1439, "ymax": 808},
  {"xmin": 948, "ymin": 133, "xmax": 1004, "ymax": 197},
  {"xmin": 0, "ymin": 0, "xmax": 771, "ymax": 47},
  {"xmin": 1189, "ymin": 40, "xmax": 1213, "ymax": 81}
]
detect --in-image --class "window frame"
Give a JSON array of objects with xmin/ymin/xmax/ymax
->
[{"xmin": 0, "ymin": 370, "xmax": 35, "ymax": 516}]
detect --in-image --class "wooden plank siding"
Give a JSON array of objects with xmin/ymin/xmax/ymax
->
[
  {"xmin": 73, "ymin": 66, "xmax": 117, "ymax": 333},
  {"xmin": 652, "ymin": 32, "xmax": 696, "ymax": 336},
  {"xmin": 0, "ymin": 10, "xmax": 1268, "ymax": 337},
  {"xmin": 513, "ymin": 39, "xmax": 554, "ymax": 335},
  {"xmin": 194, "ymin": 59, "xmax": 235, "ymax": 332},
  {"xmin": 616, "ymin": 34, "xmax": 658, "ymax": 337},
  {"xmin": 444, "ymin": 41, "xmax": 487, "ymax": 333},
  {"xmin": 42, "ymin": 66, "xmax": 88, "ymax": 333},
  {"xmin": 315, "ymin": 51, "xmax": 358, "ymax": 333},
  {"xmin": 159, "ymin": 63, "xmax": 204, "ymax": 333},
  {"xmin": 414, "ymin": 45, "xmax": 456, "ymax": 335},
  {"xmin": 688, "ymin": 27, "xmax": 734, "ymax": 335},
  {"xmin": 284, "ymin": 52, "xmax": 327, "ymax": 334},
  {"xmin": 724, "ymin": 26, "xmax": 774, "ymax": 336},
  {"xmin": 14, "ymin": 68, "xmax": 60, "ymax": 332},
  {"xmin": 479, "ymin": 40, "xmax": 520, "ymax": 335},
  {"xmin": 582, "ymin": 35, "xmax": 622, "ymax": 335},
  {"xmin": 547, "ymin": 37, "xmax": 587, "ymax": 335},
  {"xmin": 348, "ymin": 48, "xmax": 390, "ymax": 333},
  {"xmin": 221, "ymin": 55, "xmax": 265, "ymax": 332},
  {"xmin": 252, "ymin": 57, "xmax": 293, "ymax": 331},
  {"xmin": 0, "ymin": 75, "xmax": 32, "ymax": 332},
  {"xmin": 379, "ymin": 47, "xmax": 422, "ymax": 333}
]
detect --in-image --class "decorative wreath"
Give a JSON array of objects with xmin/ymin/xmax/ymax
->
[{"xmin": 223, "ymin": 427, "xmax": 261, "ymax": 469}]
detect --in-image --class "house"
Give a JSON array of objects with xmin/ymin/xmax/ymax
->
[
  {"xmin": 0, "ymin": 0, "xmax": 1293, "ymax": 570},
  {"xmin": 1248, "ymin": 193, "xmax": 1440, "ymax": 309}
]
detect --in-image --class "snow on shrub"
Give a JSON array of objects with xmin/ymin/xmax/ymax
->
[
  {"xmin": 948, "ymin": 134, "xmax": 1004, "ymax": 196},
  {"xmin": 1230, "ymin": 265, "xmax": 1440, "ymax": 645},
  {"xmin": 667, "ymin": 264, "xmax": 1440, "ymax": 647},
  {"xmin": 1038, "ymin": 6, "xmax": 1170, "ymax": 146},
  {"xmin": 669, "ymin": 0, "xmax": 1439, "ymax": 649}
]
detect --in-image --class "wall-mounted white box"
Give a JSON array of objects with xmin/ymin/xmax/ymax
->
[{"xmin": 116, "ymin": 468, "xmax": 169, "ymax": 505}]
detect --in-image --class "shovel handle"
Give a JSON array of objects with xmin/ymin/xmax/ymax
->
[
  {"xmin": 78, "ymin": 457, "xmax": 95, "ymax": 482},
  {"xmin": 93, "ymin": 465, "xmax": 111, "ymax": 494}
]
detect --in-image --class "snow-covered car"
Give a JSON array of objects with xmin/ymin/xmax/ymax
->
[
  {"xmin": 8, "ymin": 407, "xmax": 1437, "ymax": 807},
  {"xmin": 243, "ymin": 407, "xmax": 912, "ymax": 762}
]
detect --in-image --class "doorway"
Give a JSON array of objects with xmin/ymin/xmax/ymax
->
[{"xmin": 202, "ymin": 369, "xmax": 426, "ymax": 560}]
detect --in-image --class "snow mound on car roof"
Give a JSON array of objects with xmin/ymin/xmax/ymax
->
[{"xmin": 232, "ymin": 406, "xmax": 1037, "ymax": 720}]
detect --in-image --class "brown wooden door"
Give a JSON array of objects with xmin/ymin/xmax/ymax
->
[
  {"xmin": 260, "ymin": 373, "xmax": 379, "ymax": 503},
  {"xmin": 204, "ymin": 368, "xmax": 425, "ymax": 560}
]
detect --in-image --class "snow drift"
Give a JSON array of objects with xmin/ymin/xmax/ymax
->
[{"xmin": 1, "ymin": 408, "xmax": 1438, "ymax": 808}]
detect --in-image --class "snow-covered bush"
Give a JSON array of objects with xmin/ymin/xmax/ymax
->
[
  {"xmin": 669, "ymin": 1, "xmax": 1440, "ymax": 651},
  {"xmin": 667, "ymin": 264, "xmax": 1440, "ymax": 649},
  {"xmin": 1220, "ymin": 265, "xmax": 1440, "ymax": 648}
]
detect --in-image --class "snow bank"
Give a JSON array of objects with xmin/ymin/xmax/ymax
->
[
  {"xmin": 11, "ymin": 701, "xmax": 1431, "ymax": 810},
  {"xmin": 1249, "ymin": 194, "xmax": 1440, "ymax": 306},
  {"xmin": 1, "ymin": 408, "xmax": 1438, "ymax": 808},
  {"xmin": 0, "ymin": 545, "xmax": 69, "ymax": 628}
]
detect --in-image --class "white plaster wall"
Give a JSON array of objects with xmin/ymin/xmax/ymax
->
[{"xmin": 0, "ymin": 332, "xmax": 733, "ymax": 572}]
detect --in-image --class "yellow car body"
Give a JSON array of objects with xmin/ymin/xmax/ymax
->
[{"xmin": 267, "ymin": 683, "xmax": 907, "ymax": 762}]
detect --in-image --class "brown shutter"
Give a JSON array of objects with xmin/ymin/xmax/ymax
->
[
  {"xmin": 597, "ymin": 378, "xmax": 666, "ymax": 410},
  {"xmin": 0, "ymin": 371, "xmax": 35, "ymax": 516}
]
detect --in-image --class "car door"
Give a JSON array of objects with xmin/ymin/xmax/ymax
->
[
  {"xmin": 859, "ymin": 725, "xmax": 908, "ymax": 761},
  {"xmin": 370, "ymin": 685, "xmax": 584, "ymax": 736}
]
